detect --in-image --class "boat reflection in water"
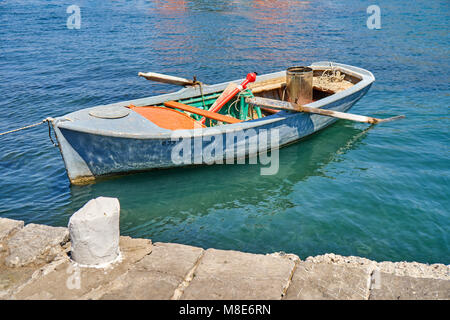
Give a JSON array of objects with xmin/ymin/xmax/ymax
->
[{"xmin": 66, "ymin": 121, "xmax": 372, "ymax": 239}]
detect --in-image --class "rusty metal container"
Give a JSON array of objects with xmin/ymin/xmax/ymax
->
[{"xmin": 286, "ymin": 66, "xmax": 313, "ymax": 105}]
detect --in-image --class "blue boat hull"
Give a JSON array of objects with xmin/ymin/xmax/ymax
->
[{"xmin": 52, "ymin": 62, "xmax": 374, "ymax": 184}]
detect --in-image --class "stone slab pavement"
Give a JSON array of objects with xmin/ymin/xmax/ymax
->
[
  {"xmin": 11, "ymin": 236, "xmax": 152, "ymax": 300},
  {"xmin": 368, "ymin": 272, "xmax": 450, "ymax": 300},
  {"xmin": 5, "ymin": 223, "xmax": 69, "ymax": 268},
  {"xmin": 0, "ymin": 218, "xmax": 448, "ymax": 300},
  {"xmin": 181, "ymin": 249, "xmax": 297, "ymax": 300},
  {"xmin": 89, "ymin": 242, "xmax": 204, "ymax": 300},
  {"xmin": 0, "ymin": 218, "xmax": 24, "ymax": 242},
  {"xmin": 283, "ymin": 261, "xmax": 371, "ymax": 300}
]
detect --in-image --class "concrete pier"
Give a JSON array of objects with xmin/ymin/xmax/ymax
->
[{"xmin": 0, "ymin": 217, "xmax": 448, "ymax": 300}]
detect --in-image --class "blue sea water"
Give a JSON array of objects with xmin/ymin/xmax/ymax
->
[{"xmin": 0, "ymin": 0, "xmax": 448, "ymax": 264}]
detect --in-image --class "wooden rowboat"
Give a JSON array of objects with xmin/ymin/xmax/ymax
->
[{"xmin": 51, "ymin": 62, "xmax": 375, "ymax": 184}]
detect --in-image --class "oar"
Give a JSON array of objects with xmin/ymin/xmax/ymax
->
[
  {"xmin": 138, "ymin": 72, "xmax": 198, "ymax": 86},
  {"xmin": 246, "ymin": 97, "xmax": 405, "ymax": 124},
  {"xmin": 198, "ymin": 82, "xmax": 237, "ymax": 124},
  {"xmin": 209, "ymin": 82, "xmax": 238, "ymax": 111},
  {"xmin": 200, "ymin": 72, "xmax": 257, "ymax": 124}
]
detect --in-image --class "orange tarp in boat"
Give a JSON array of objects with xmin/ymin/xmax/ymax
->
[{"xmin": 129, "ymin": 105, "xmax": 205, "ymax": 130}]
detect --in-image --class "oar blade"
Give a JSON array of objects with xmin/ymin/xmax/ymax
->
[{"xmin": 375, "ymin": 115, "xmax": 406, "ymax": 123}]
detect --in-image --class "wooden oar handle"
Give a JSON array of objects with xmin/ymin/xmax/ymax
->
[
  {"xmin": 138, "ymin": 72, "xmax": 196, "ymax": 86},
  {"xmin": 246, "ymin": 97, "xmax": 405, "ymax": 124}
]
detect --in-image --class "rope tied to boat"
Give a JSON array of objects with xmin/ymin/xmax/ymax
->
[
  {"xmin": 0, "ymin": 117, "xmax": 58, "ymax": 147},
  {"xmin": 192, "ymin": 76, "xmax": 207, "ymax": 110},
  {"xmin": 0, "ymin": 117, "xmax": 54, "ymax": 136},
  {"xmin": 45, "ymin": 118, "xmax": 59, "ymax": 147},
  {"xmin": 315, "ymin": 63, "xmax": 353, "ymax": 92}
]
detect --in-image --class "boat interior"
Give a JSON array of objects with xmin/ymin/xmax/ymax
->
[{"xmin": 128, "ymin": 68, "xmax": 360, "ymax": 130}]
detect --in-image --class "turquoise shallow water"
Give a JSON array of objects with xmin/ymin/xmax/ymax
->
[{"xmin": 0, "ymin": 0, "xmax": 449, "ymax": 264}]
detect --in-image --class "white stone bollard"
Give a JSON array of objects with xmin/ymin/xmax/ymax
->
[{"xmin": 68, "ymin": 197, "xmax": 120, "ymax": 267}]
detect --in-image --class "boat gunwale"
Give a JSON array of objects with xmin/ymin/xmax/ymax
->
[{"xmin": 55, "ymin": 62, "xmax": 375, "ymax": 140}]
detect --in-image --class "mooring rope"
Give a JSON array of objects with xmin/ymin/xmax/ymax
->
[
  {"xmin": 45, "ymin": 118, "xmax": 58, "ymax": 147},
  {"xmin": 0, "ymin": 117, "xmax": 55, "ymax": 137},
  {"xmin": 197, "ymin": 82, "xmax": 207, "ymax": 110}
]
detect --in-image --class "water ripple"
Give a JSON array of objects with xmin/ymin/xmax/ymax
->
[{"xmin": 0, "ymin": 0, "xmax": 448, "ymax": 264}]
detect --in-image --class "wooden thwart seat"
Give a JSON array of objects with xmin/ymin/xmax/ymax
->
[{"xmin": 164, "ymin": 101, "xmax": 243, "ymax": 124}]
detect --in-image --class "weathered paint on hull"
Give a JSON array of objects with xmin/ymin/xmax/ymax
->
[
  {"xmin": 52, "ymin": 62, "xmax": 375, "ymax": 184},
  {"xmin": 55, "ymin": 85, "xmax": 371, "ymax": 184}
]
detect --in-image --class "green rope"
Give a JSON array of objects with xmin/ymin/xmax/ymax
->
[{"xmin": 238, "ymin": 89, "xmax": 262, "ymax": 120}]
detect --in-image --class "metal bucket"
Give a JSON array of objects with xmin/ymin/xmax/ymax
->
[{"xmin": 286, "ymin": 66, "xmax": 313, "ymax": 105}]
